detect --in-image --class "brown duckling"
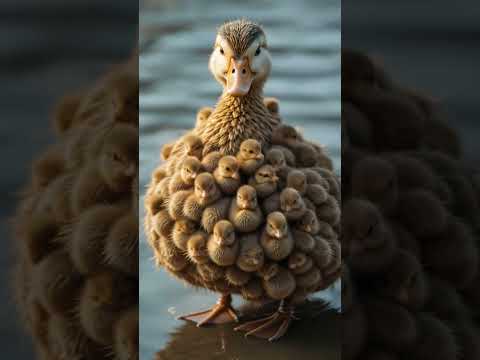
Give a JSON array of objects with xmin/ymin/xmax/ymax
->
[
  {"xmin": 201, "ymin": 151, "xmax": 223, "ymax": 173},
  {"xmin": 280, "ymin": 187, "xmax": 307, "ymax": 221},
  {"xmin": 113, "ymin": 307, "xmax": 139, "ymax": 360},
  {"xmin": 342, "ymin": 198, "xmax": 396, "ymax": 273},
  {"xmin": 263, "ymin": 96, "xmax": 280, "ymax": 116},
  {"xmin": 422, "ymin": 217, "xmax": 478, "ymax": 288},
  {"xmin": 292, "ymin": 142, "xmax": 319, "ymax": 167},
  {"xmin": 236, "ymin": 139, "xmax": 265, "ymax": 175},
  {"xmin": 310, "ymin": 236, "xmax": 334, "ymax": 269},
  {"xmin": 213, "ymin": 155, "xmax": 241, "ymax": 194},
  {"xmin": 288, "ymin": 251, "xmax": 313, "ymax": 275},
  {"xmin": 262, "ymin": 192, "xmax": 281, "ymax": 214},
  {"xmin": 69, "ymin": 204, "xmax": 125, "ymax": 274},
  {"xmin": 169, "ymin": 134, "xmax": 204, "ymax": 162},
  {"xmin": 79, "ymin": 271, "xmax": 136, "ymax": 345},
  {"xmin": 248, "ymin": 164, "xmax": 279, "ymax": 198},
  {"xmin": 286, "ymin": 170, "xmax": 308, "ymax": 194},
  {"xmin": 226, "ymin": 266, "xmax": 252, "ymax": 287},
  {"xmin": 151, "ymin": 209, "xmax": 174, "ymax": 239},
  {"xmin": 296, "ymin": 266, "xmax": 322, "ymax": 290},
  {"xmin": 396, "ymin": 189, "xmax": 449, "ymax": 239},
  {"xmin": 207, "ymin": 220, "xmax": 239, "ymax": 266},
  {"xmin": 271, "ymin": 124, "xmax": 302, "ymax": 148},
  {"xmin": 172, "ymin": 219, "xmax": 198, "ymax": 251},
  {"xmin": 195, "ymin": 106, "xmax": 213, "ymax": 128},
  {"xmin": 409, "ymin": 313, "xmax": 457, "ymax": 360},
  {"xmin": 295, "ymin": 209, "xmax": 320, "ymax": 235},
  {"xmin": 265, "ymin": 147, "xmax": 286, "ymax": 169},
  {"xmin": 351, "ymin": 156, "xmax": 398, "ymax": 214},
  {"xmin": 184, "ymin": 173, "xmax": 221, "ymax": 221},
  {"xmin": 229, "ymin": 185, "xmax": 263, "ymax": 232},
  {"xmin": 375, "ymin": 250, "xmax": 429, "ymax": 310},
  {"xmin": 261, "ymin": 266, "xmax": 296, "ymax": 301},
  {"xmin": 260, "ymin": 211, "xmax": 294, "ymax": 261},
  {"xmin": 201, "ymin": 196, "xmax": 232, "ymax": 233},
  {"xmin": 186, "ymin": 231, "xmax": 210, "ymax": 265},
  {"xmin": 104, "ymin": 212, "xmax": 139, "ymax": 276},
  {"xmin": 31, "ymin": 144, "xmax": 65, "ymax": 191},
  {"xmin": 291, "ymin": 229, "xmax": 316, "ymax": 253},
  {"xmin": 23, "ymin": 211, "xmax": 59, "ymax": 264},
  {"xmin": 169, "ymin": 156, "xmax": 202, "ymax": 194},
  {"xmin": 236, "ymin": 233, "xmax": 265, "ymax": 272},
  {"xmin": 364, "ymin": 297, "xmax": 418, "ymax": 352},
  {"xmin": 315, "ymin": 194, "xmax": 341, "ymax": 226},
  {"xmin": 241, "ymin": 279, "xmax": 265, "ymax": 301},
  {"xmin": 168, "ymin": 190, "xmax": 191, "ymax": 220},
  {"xmin": 287, "ymin": 171, "xmax": 328, "ymax": 205},
  {"xmin": 33, "ymin": 249, "xmax": 82, "ymax": 316}
]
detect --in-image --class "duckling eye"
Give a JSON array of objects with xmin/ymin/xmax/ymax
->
[
  {"xmin": 255, "ymin": 47, "xmax": 261, "ymax": 56},
  {"xmin": 220, "ymin": 48, "xmax": 224, "ymax": 55},
  {"xmin": 226, "ymin": 167, "xmax": 231, "ymax": 172},
  {"xmin": 249, "ymin": 150, "xmax": 254, "ymax": 154}
]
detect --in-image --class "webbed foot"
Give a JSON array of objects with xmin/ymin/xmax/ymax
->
[{"xmin": 178, "ymin": 294, "xmax": 239, "ymax": 327}]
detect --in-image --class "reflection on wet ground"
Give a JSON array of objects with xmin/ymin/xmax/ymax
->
[
  {"xmin": 139, "ymin": 0, "xmax": 340, "ymax": 359},
  {"xmin": 156, "ymin": 304, "xmax": 339, "ymax": 360}
]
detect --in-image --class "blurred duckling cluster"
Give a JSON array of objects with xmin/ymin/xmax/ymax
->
[
  {"xmin": 12, "ymin": 55, "xmax": 139, "ymax": 360},
  {"xmin": 342, "ymin": 50, "xmax": 480, "ymax": 360},
  {"xmin": 145, "ymin": 119, "xmax": 341, "ymax": 306}
]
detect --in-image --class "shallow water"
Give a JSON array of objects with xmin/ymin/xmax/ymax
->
[{"xmin": 139, "ymin": 0, "xmax": 341, "ymax": 359}]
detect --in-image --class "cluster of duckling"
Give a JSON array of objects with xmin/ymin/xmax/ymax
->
[
  {"xmin": 145, "ymin": 117, "xmax": 341, "ymax": 306},
  {"xmin": 342, "ymin": 50, "xmax": 480, "ymax": 360},
  {"xmin": 12, "ymin": 55, "xmax": 139, "ymax": 360}
]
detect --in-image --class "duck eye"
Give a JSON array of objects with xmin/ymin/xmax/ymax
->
[
  {"xmin": 255, "ymin": 47, "xmax": 261, "ymax": 56},
  {"xmin": 220, "ymin": 48, "xmax": 224, "ymax": 55}
]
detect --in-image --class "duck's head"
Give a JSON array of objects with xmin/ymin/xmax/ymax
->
[{"xmin": 209, "ymin": 19, "xmax": 271, "ymax": 96}]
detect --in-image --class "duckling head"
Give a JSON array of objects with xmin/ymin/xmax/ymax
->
[
  {"xmin": 183, "ymin": 134, "xmax": 204, "ymax": 159},
  {"xmin": 209, "ymin": 19, "xmax": 271, "ymax": 96},
  {"xmin": 266, "ymin": 211, "xmax": 288, "ymax": 239},
  {"xmin": 280, "ymin": 188, "xmax": 304, "ymax": 213},
  {"xmin": 237, "ymin": 185, "xmax": 258, "ymax": 210},
  {"xmin": 187, "ymin": 233, "xmax": 209, "ymax": 264},
  {"xmin": 99, "ymin": 123, "xmax": 138, "ymax": 191},
  {"xmin": 272, "ymin": 124, "xmax": 301, "ymax": 146},
  {"xmin": 287, "ymin": 170, "xmax": 307, "ymax": 193},
  {"xmin": 194, "ymin": 173, "xmax": 218, "ymax": 202},
  {"xmin": 342, "ymin": 198, "xmax": 385, "ymax": 256},
  {"xmin": 217, "ymin": 156, "xmax": 240, "ymax": 179},
  {"xmin": 180, "ymin": 156, "xmax": 202, "ymax": 184},
  {"xmin": 212, "ymin": 220, "xmax": 236, "ymax": 247},
  {"xmin": 288, "ymin": 252, "xmax": 307, "ymax": 271},
  {"xmin": 239, "ymin": 139, "xmax": 264, "ymax": 161},
  {"xmin": 254, "ymin": 165, "xmax": 279, "ymax": 184},
  {"xmin": 260, "ymin": 263, "xmax": 280, "ymax": 281},
  {"xmin": 176, "ymin": 219, "xmax": 197, "ymax": 235},
  {"xmin": 266, "ymin": 148, "xmax": 286, "ymax": 168},
  {"xmin": 297, "ymin": 209, "xmax": 319, "ymax": 234}
]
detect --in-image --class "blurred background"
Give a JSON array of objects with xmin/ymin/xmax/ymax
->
[
  {"xmin": 343, "ymin": 0, "xmax": 480, "ymax": 167},
  {"xmin": 0, "ymin": 1, "xmax": 136, "ymax": 358},
  {"xmin": 139, "ymin": 0, "xmax": 340, "ymax": 359}
]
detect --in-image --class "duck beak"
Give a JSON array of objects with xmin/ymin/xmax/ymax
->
[{"xmin": 226, "ymin": 58, "xmax": 254, "ymax": 96}]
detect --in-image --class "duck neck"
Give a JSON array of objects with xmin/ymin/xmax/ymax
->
[{"xmin": 219, "ymin": 82, "xmax": 265, "ymax": 111}]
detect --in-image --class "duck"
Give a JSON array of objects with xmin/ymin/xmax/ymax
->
[
  {"xmin": 260, "ymin": 211, "xmax": 294, "ymax": 261},
  {"xmin": 194, "ymin": 20, "xmax": 279, "ymax": 155},
  {"xmin": 236, "ymin": 139, "xmax": 265, "ymax": 175},
  {"xmin": 213, "ymin": 155, "xmax": 241, "ymax": 194},
  {"xmin": 144, "ymin": 19, "xmax": 341, "ymax": 342},
  {"xmin": 229, "ymin": 185, "xmax": 263, "ymax": 232},
  {"xmin": 248, "ymin": 164, "xmax": 279, "ymax": 198}
]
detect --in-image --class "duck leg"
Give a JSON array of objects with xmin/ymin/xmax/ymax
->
[
  {"xmin": 177, "ymin": 294, "xmax": 239, "ymax": 327},
  {"xmin": 234, "ymin": 300, "xmax": 297, "ymax": 342}
]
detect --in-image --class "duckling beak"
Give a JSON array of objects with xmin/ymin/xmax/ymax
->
[
  {"xmin": 273, "ymin": 229, "xmax": 282, "ymax": 238},
  {"xmin": 200, "ymin": 190, "xmax": 208, "ymax": 199},
  {"xmin": 226, "ymin": 58, "xmax": 254, "ymax": 96},
  {"xmin": 272, "ymin": 175, "xmax": 280, "ymax": 182},
  {"xmin": 232, "ymin": 171, "xmax": 240, "ymax": 180},
  {"xmin": 255, "ymin": 154, "xmax": 264, "ymax": 160}
]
